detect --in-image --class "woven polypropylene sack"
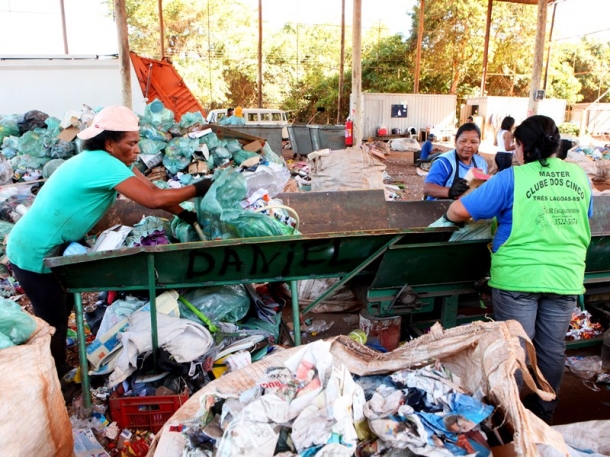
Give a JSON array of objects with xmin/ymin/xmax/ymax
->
[
  {"xmin": 0, "ymin": 317, "xmax": 74, "ymax": 456},
  {"xmin": 148, "ymin": 320, "xmax": 570, "ymax": 457}
]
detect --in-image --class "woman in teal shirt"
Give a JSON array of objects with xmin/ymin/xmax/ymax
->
[{"xmin": 7, "ymin": 106, "xmax": 210, "ymax": 379}]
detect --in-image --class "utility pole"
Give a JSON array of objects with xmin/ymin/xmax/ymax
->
[
  {"xmin": 527, "ymin": 0, "xmax": 548, "ymax": 116},
  {"xmin": 543, "ymin": 1, "xmax": 557, "ymax": 91},
  {"xmin": 114, "ymin": 0, "xmax": 132, "ymax": 108},
  {"xmin": 413, "ymin": 0, "xmax": 424, "ymax": 93},
  {"xmin": 258, "ymin": 0, "xmax": 263, "ymax": 108},
  {"xmin": 480, "ymin": 0, "xmax": 493, "ymax": 96},
  {"xmin": 59, "ymin": 0, "xmax": 69, "ymax": 54},
  {"xmin": 158, "ymin": 0, "xmax": 165, "ymax": 60},
  {"xmin": 337, "ymin": 0, "xmax": 346, "ymax": 124},
  {"xmin": 352, "ymin": 0, "xmax": 362, "ymax": 147}
]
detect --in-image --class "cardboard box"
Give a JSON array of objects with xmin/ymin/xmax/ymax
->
[
  {"xmin": 243, "ymin": 140, "xmax": 264, "ymax": 152},
  {"xmin": 490, "ymin": 442, "xmax": 517, "ymax": 457},
  {"xmin": 188, "ymin": 160, "xmax": 209, "ymax": 175}
]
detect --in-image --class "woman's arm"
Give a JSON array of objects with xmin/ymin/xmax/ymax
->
[
  {"xmin": 423, "ymin": 182, "xmax": 451, "ymax": 199},
  {"xmin": 115, "ymin": 169, "xmax": 208, "ymax": 214},
  {"xmin": 446, "ymin": 200, "xmax": 472, "ymax": 223},
  {"xmin": 503, "ymin": 131, "xmax": 515, "ymax": 151}
]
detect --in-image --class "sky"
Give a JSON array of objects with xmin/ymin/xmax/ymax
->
[{"xmin": 0, "ymin": 0, "xmax": 607, "ymax": 56}]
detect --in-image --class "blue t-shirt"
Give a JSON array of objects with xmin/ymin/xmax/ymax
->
[
  {"xmin": 424, "ymin": 152, "xmax": 488, "ymax": 200},
  {"xmin": 420, "ymin": 140, "xmax": 433, "ymax": 160},
  {"xmin": 461, "ymin": 167, "xmax": 593, "ymax": 252}
]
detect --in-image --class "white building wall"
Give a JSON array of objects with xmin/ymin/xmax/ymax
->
[
  {"xmin": 570, "ymin": 103, "xmax": 610, "ymax": 135},
  {"xmin": 357, "ymin": 93, "xmax": 457, "ymax": 139},
  {"xmin": 0, "ymin": 56, "xmax": 146, "ymax": 117}
]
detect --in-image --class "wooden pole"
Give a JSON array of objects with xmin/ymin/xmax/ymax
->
[
  {"xmin": 258, "ymin": 0, "xmax": 263, "ymax": 108},
  {"xmin": 158, "ymin": 0, "xmax": 165, "ymax": 60},
  {"xmin": 413, "ymin": 0, "xmax": 424, "ymax": 93},
  {"xmin": 480, "ymin": 0, "xmax": 493, "ymax": 96},
  {"xmin": 59, "ymin": 0, "xmax": 69, "ymax": 54},
  {"xmin": 543, "ymin": 1, "xmax": 557, "ymax": 91},
  {"xmin": 527, "ymin": 0, "xmax": 548, "ymax": 116},
  {"xmin": 337, "ymin": 0, "xmax": 346, "ymax": 124},
  {"xmin": 114, "ymin": 0, "xmax": 132, "ymax": 108},
  {"xmin": 352, "ymin": 0, "xmax": 363, "ymax": 146}
]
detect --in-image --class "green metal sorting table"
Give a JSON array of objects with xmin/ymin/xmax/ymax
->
[
  {"xmin": 45, "ymin": 226, "xmax": 453, "ymax": 408},
  {"xmin": 45, "ymin": 192, "xmax": 610, "ymax": 409}
]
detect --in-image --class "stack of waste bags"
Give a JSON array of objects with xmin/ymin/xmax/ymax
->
[{"xmin": 0, "ymin": 100, "xmax": 298, "ymax": 242}]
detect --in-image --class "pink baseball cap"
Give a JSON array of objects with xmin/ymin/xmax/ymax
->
[{"xmin": 77, "ymin": 105, "xmax": 140, "ymax": 140}]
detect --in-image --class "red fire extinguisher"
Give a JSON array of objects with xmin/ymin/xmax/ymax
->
[{"xmin": 345, "ymin": 118, "xmax": 353, "ymax": 146}]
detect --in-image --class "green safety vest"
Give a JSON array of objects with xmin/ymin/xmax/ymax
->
[{"xmin": 489, "ymin": 158, "xmax": 591, "ymax": 294}]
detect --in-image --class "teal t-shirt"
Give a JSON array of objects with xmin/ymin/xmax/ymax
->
[{"xmin": 7, "ymin": 150, "xmax": 135, "ymax": 273}]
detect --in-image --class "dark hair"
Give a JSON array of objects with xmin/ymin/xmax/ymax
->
[
  {"xmin": 513, "ymin": 115, "xmax": 560, "ymax": 166},
  {"xmin": 456, "ymin": 122, "xmax": 481, "ymax": 140},
  {"xmin": 500, "ymin": 116, "xmax": 515, "ymax": 131},
  {"xmin": 81, "ymin": 130, "xmax": 128, "ymax": 152},
  {"xmin": 467, "ymin": 115, "xmax": 474, "ymax": 121}
]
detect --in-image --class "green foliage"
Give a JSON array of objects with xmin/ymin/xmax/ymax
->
[
  {"xmin": 109, "ymin": 0, "xmax": 607, "ymax": 119},
  {"xmin": 558, "ymin": 122, "xmax": 580, "ymax": 135}
]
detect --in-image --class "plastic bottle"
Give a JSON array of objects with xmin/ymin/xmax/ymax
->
[{"xmin": 602, "ymin": 328, "xmax": 610, "ymax": 371}]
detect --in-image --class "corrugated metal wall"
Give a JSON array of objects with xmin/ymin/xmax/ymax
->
[{"xmin": 360, "ymin": 93, "xmax": 457, "ymax": 139}]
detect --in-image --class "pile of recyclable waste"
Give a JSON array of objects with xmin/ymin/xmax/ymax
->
[{"xmin": 0, "ymin": 100, "xmax": 298, "ymax": 247}]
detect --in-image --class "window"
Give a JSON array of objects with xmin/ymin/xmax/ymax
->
[
  {"xmin": 261, "ymin": 113, "xmax": 273, "ymax": 121},
  {"xmin": 271, "ymin": 113, "xmax": 282, "ymax": 121},
  {"xmin": 247, "ymin": 113, "xmax": 259, "ymax": 122}
]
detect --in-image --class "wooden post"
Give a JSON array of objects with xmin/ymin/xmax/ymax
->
[
  {"xmin": 527, "ymin": 0, "xmax": 548, "ymax": 116},
  {"xmin": 543, "ymin": 1, "xmax": 557, "ymax": 91},
  {"xmin": 258, "ymin": 0, "xmax": 263, "ymax": 108},
  {"xmin": 59, "ymin": 0, "xmax": 69, "ymax": 54},
  {"xmin": 413, "ymin": 0, "xmax": 424, "ymax": 93},
  {"xmin": 352, "ymin": 0, "xmax": 363, "ymax": 147},
  {"xmin": 158, "ymin": 0, "xmax": 165, "ymax": 60},
  {"xmin": 114, "ymin": 0, "xmax": 132, "ymax": 108},
  {"xmin": 480, "ymin": 0, "xmax": 493, "ymax": 96},
  {"xmin": 337, "ymin": 0, "xmax": 346, "ymax": 124}
]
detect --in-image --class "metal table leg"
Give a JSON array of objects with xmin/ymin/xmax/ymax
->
[
  {"xmin": 290, "ymin": 280, "xmax": 301, "ymax": 346},
  {"xmin": 74, "ymin": 292, "xmax": 92, "ymax": 410}
]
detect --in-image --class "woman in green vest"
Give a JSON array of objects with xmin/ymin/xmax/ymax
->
[{"xmin": 443, "ymin": 115, "xmax": 592, "ymax": 423}]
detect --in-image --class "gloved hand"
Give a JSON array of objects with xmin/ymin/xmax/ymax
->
[
  {"xmin": 448, "ymin": 178, "xmax": 470, "ymax": 199},
  {"xmin": 442, "ymin": 212, "xmax": 464, "ymax": 228},
  {"xmin": 193, "ymin": 179, "xmax": 213, "ymax": 197},
  {"xmin": 177, "ymin": 210, "xmax": 198, "ymax": 226}
]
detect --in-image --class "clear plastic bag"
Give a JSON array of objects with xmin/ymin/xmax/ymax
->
[
  {"xmin": 565, "ymin": 355, "xmax": 602, "ymax": 379},
  {"xmin": 0, "ymin": 297, "xmax": 37, "ymax": 348},
  {"xmin": 179, "ymin": 285, "xmax": 250, "ymax": 324},
  {"xmin": 0, "ymin": 158, "xmax": 13, "ymax": 185}
]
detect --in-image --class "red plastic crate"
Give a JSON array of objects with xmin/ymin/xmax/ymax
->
[{"xmin": 109, "ymin": 391, "xmax": 189, "ymax": 434}]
